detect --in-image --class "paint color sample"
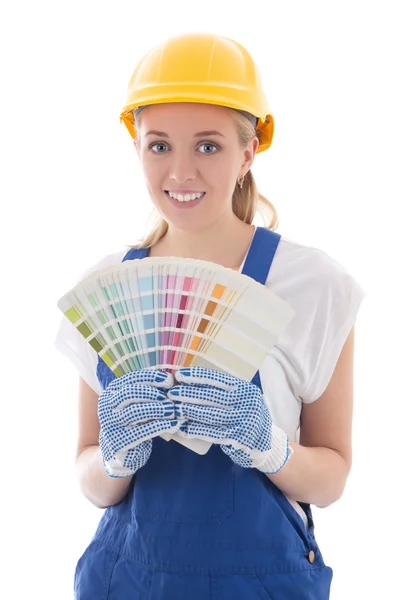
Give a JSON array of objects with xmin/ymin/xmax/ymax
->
[{"xmin": 57, "ymin": 257, "xmax": 295, "ymax": 381}]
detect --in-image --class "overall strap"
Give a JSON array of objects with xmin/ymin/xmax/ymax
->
[
  {"xmin": 241, "ymin": 226, "xmax": 281, "ymax": 285},
  {"xmin": 122, "ymin": 247, "xmax": 150, "ymax": 262},
  {"xmin": 241, "ymin": 227, "xmax": 281, "ymax": 390}
]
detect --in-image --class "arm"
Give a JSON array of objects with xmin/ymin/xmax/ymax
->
[
  {"xmin": 75, "ymin": 377, "xmax": 133, "ymax": 509},
  {"xmin": 266, "ymin": 326, "xmax": 355, "ymax": 508}
]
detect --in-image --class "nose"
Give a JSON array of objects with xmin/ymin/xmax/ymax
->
[{"xmin": 169, "ymin": 150, "xmax": 197, "ymax": 183}]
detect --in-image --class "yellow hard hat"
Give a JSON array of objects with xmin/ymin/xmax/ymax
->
[{"xmin": 120, "ymin": 33, "xmax": 274, "ymax": 153}]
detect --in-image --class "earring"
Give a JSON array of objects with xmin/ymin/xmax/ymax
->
[{"xmin": 237, "ymin": 175, "xmax": 245, "ymax": 188}]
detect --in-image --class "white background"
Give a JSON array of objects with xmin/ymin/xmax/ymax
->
[{"xmin": 1, "ymin": 1, "xmax": 399, "ymax": 598}]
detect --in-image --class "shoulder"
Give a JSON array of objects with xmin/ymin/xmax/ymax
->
[
  {"xmin": 75, "ymin": 247, "xmax": 131, "ymax": 282},
  {"xmin": 273, "ymin": 234, "xmax": 349, "ymax": 277},
  {"xmin": 267, "ymin": 233, "xmax": 361, "ymax": 299}
]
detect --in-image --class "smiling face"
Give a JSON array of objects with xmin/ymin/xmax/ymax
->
[{"xmin": 134, "ymin": 103, "xmax": 258, "ymax": 233}]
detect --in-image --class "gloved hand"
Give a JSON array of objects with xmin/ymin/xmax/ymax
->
[
  {"xmin": 98, "ymin": 369, "xmax": 178, "ymax": 478},
  {"xmin": 169, "ymin": 367, "xmax": 293, "ymax": 474}
]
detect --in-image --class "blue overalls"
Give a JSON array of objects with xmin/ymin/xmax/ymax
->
[{"xmin": 74, "ymin": 227, "xmax": 333, "ymax": 599}]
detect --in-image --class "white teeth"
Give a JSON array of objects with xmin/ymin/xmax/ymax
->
[{"xmin": 168, "ymin": 191, "xmax": 204, "ymax": 202}]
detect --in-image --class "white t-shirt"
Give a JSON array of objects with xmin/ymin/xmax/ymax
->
[{"xmin": 54, "ymin": 233, "xmax": 366, "ymax": 528}]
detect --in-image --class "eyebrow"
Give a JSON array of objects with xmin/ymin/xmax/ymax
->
[{"xmin": 145, "ymin": 130, "xmax": 226, "ymax": 138}]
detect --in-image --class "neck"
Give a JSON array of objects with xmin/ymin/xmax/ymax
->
[{"xmin": 149, "ymin": 215, "xmax": 256, "ymax": 269}]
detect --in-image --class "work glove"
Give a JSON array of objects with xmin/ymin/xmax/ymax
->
[
  {"xmin": 168, "ymin": 367, "xmax": 293, "ymax": 474},
  {"xmin": 98, "ymin": 369, "xmax": 178, "ymax": 478}
]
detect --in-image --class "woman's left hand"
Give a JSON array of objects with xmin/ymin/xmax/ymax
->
[{"xmin": 168, "ymin": 367, "xmax": 293, "ymax": 474}]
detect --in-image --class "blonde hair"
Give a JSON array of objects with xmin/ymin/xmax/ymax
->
[{"xmin": 129, "ymin": 107, "xmax": 278, "ymax": 249}]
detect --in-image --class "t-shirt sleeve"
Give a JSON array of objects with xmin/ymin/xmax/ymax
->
[
  {"xmin": 53, "ymin": 248, "xmax": 128, "ymax": 395},
  {"xmin": 297, "ymin": 251, "xmax": 366, "ymax": 403}
]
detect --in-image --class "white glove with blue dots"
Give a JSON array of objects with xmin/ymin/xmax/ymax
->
[
  {"xmin": 98, "ymin": 369, "xmax": 178, "ymax": 478},
  {"xmin": 169, "ymin": 367, "xmax": 293, "ymax": 474}
]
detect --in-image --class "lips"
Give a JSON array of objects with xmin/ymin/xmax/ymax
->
[{"xmin": 165, "ymin": 191, "xmax": 205, "ymax": 203}]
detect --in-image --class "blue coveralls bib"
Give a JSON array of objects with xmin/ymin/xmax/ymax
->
[{"xmin": 74, "ymin": 227, "xmax": 333, "ymax": 599}]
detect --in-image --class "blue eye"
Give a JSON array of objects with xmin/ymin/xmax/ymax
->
[
  {"xmin": 150, "ymin": 142, "xmax": 169, "ymax": 153},
  {"xmin": 199, "ymin": 143, "xmax": 218, "ymax": 154},
  {"xmin": 149, "ymin": 142, "xmax": 218, "ymax": 154}
]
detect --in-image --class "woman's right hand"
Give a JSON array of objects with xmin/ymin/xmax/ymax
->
[{"xmin": 97, "ymin": 369, "xmax": 178, "ymax": 478}]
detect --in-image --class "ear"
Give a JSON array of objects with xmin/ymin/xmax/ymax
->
[{"xmin": 240, "ymin": 136, "xmax": 259, "ymax": 175}]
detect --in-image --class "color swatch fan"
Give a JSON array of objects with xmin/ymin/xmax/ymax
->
[{"xmin": 57, "ymin": 257, "xmax": 295, "ymax": 454}]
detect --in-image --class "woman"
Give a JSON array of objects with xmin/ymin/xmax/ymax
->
[{"xmin": 55, "ymin": 33, "xmax": 365, "ymax": 599}]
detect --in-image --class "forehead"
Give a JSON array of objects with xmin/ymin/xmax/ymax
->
[{"xmin": 138, "ymin": 102, "xmax": 235, "ymax": 132}]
